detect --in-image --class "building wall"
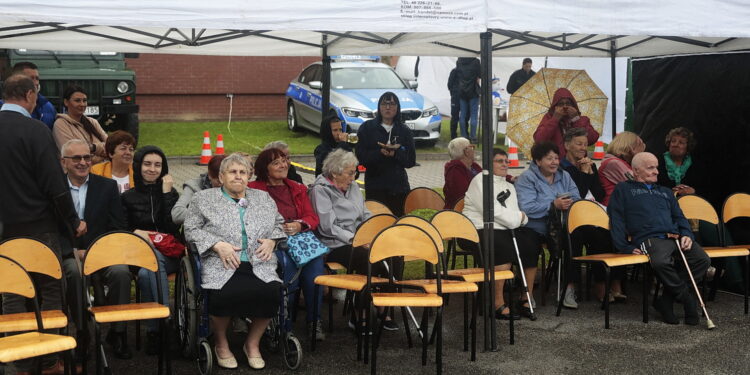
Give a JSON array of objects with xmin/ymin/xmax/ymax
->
[{"xmin": 126, "ymin": 54, "xmax": 318, "ymax": 121}]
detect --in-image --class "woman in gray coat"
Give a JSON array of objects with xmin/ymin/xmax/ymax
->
[{"xmin": 184, "ymin": 153, "xmax": 285, "ymax": 370}]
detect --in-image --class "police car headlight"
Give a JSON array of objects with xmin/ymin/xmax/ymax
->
[
  {"xmin": 116, "ymin": 81, "xmax": 130, "ymax": 94},
  {"xmin": 421, "ymin": 107, "xmax": 439, "ymax": 118},
  {"xmin": 342, "ymin": 107, "xmax": 374, "ymax": 119}
]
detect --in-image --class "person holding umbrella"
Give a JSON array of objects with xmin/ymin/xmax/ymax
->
[{"xmin": 533, "ymin": 88, "xmax": 599, "ymax": 159}]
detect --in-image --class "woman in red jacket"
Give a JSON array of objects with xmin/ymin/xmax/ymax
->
[
  {"xmin": 443, "ymin": 137, "xmax": 481, "ymax": 209},
  {"xmin": 248, "ymin": 148, "xmax": 326, "ymax": 340},
  {"xmin": 533, "ymin": 88, "xmax": 599, "ymax": 159}
]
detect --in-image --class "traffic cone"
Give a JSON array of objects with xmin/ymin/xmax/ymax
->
[
  {"xmin": 215, "ymin": 134, "xmax": 225, "ymax": 156},
  {"xmin": 592, "ymin": 141, "xmax": 605, "ymax": 160},
  {"xmin": 198, "ymin": 131, "xmax": 212, "ymax": 165},
  {"xmin": 508, "ymin": 146, "xmax": 521, "ymax": 168}
]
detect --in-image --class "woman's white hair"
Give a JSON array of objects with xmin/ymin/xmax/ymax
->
[
  {"xmin": 219, "ymin": 152, "xmax": 251, "ymax": 175},
  {"xmin": 322, "ymin": 149, "xmax": 358, "ymax": 178},
  {"xmin": 263, "ymin": 140, "xmax": 288, "ymax": 151},
  {"xmin": 447, "ymin": 137, "xmax": 471, "ymax": 160}
]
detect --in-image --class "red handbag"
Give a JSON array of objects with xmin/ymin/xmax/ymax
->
[{"xmin": 147, "ymin": 232, "xmax": 185, "ymax": 258}]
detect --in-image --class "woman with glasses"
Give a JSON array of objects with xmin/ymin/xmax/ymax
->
[
  {"xmin": 53, "ymin": 84, "xmax": 109, "ymax": 164},
  {"xmin": 533, "ymin": 88, "xmax": 599, "ymax": 159},
  {"xmin": 355, "ymin": 91, "xmax": 416, "ymax": 217},
  {"xmin": 91, "ymin": 130, "xmax": 137, "ymax": 193}
]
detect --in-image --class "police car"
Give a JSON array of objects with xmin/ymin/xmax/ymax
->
[{"xmin": 285, "ymin": 57, "xmax": 442, "ymax": 145}]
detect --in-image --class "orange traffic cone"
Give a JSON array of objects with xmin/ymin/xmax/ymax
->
[
  {"xmin": 215, "ymin": 134, "xmax": 225, "ymax": 156},
  {"xmin": 508, "ymin": 147, "xmax": 521, "ymax": 168},
  {"xmin": 592, "ymin": 141, "xmax": 605, "ymax": 160},
  {"xmin": 198, "ymin": 131, "xmax": 212, "ymax": 165}
]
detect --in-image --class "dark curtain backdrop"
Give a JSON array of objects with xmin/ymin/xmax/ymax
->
[{"xmin": 632, "ymin": 52, "xmax": 750, "ymax": 209}]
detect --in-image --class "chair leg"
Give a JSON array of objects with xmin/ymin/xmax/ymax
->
[
  {"xmin": 436, "ymin": 306, "xmax": 443, "ymax": 375},
  {"xmin": 708, "ymin": 260, "xmax": 723, "ymax": 301},
  {"xmin": 745, "ymin": 256, "xmax": 749, "ymax": 315},
  {"xmin": 604, "ymin": 267, "xmax": 611, "ymax": 329},
  {"xmin": 508, "ymin": 278, "xmax": 514, "ymax": 346},
  {"xmin": 328, "ymin": 288, "xmax": 335, "ymax": 333},
  {"xmin": 401, "ymin": 306, "xmax": 413, "ymax": 348},
  {"xmin": 363, "ymin": 294, "xmax": 371, "ymax": 364},
  {"xmin": 157, "ymin": 320, "xmax": 164, "ymax": 375},
  {"xmin": 421, "ymin": 308, "xmax": 428, "ymax": 366},
  {"xmin": 643, "ymin": 265, "xmax": 650, "ymax": 323},
  {"xmin": 371, "ymin": 309, "xmax": 386, "ymax": 375},
  {"xmin": 354, "ymin": 292, "xmax": 363, "ymax": 361},
  {"xmin": 135, "ymin": 282, "xmax": 141, "ymax": 351},
  {"xmin": 653, "ymin": 280, "xmax": 661, "ymax": 306},
  {"xmin": 311, "ymin": 284, "xmax": 320, "ymax": 352},
  {"xmin": 470, "ymin": 292, "xmax": 478, "ymax": 361},
  {"xmin": 540, "ymin": 252, "xmax": 547, "ymax": 306},
  {"xmin": 94, "ymin": 323, "xmax": 102, "ymax": 375},
  {"xmin": 556, "ymin": 260, "xmax": 571, "ymax": 317},
  {"xmin": 462, "ymin": 293, "xmax": 468, "ymax": 352}
]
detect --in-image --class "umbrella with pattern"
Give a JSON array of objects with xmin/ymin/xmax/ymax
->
[{"xmin": 506, "ymin": 68, "xmax": 608, "ymax": 156}]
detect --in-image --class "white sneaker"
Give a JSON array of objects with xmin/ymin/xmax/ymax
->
[{"xmin": 563, "ymin": 288, "xmax": 578, "ymax": 309}]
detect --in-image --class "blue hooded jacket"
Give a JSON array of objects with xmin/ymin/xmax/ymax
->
[
  {"xmin": 0, "ymin": 93, "xmax": 56, "ymax": 129},
  {"xmin": 515, "ymin": 162, "xmax": 580, "ymax": 235}
]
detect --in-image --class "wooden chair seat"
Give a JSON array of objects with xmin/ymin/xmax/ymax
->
[
  {"xmin": 0, "ymin": 310, "xmax": 68, "ymax": 333},
  {"xmin": 704, "ymin": 246, "xmax": 749, "ymax": 258},
  {"xmin": 0, "ymin": 332, "xmax": 76, "ymax": 363},
  {"xmin": 371, "ymin": 292, "xmax": 443, "ymax": 307},
  {"xmin": 89, "ymin": 302, "xmax": 169, "ymax": 323},
  {"xmin": 314, "ymin": 274, "xmax": 388, "ymax": 291},
  {"xmin": 574, "ymin": 253, "xmax": 649, "ymax": 267},
  {"xmin": 325, "ymin": 262, "xmax": 346, "ymax": 272},
  {"xmin": 397, "ymin": 279, "xmax": 478, "ymax": 294},
  {"xmin": 447, "ymin": 267, "xmax": 515, "ymax": 283}
]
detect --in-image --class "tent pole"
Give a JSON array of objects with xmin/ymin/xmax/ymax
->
[
  {"xmin": 610, "ymin": 40, "xmax": 617, "ymax": 138},
  {"xmin": 321, "ymin": 34, "xmax": 331, "ymax": 123},
  {"xmin": 480, "ymin": 31, "xmax": 497, "ymax": 352}
]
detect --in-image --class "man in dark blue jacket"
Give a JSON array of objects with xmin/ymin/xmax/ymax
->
[
  {"xmin": 0, "ymin": 62, "xmax": 57, "ymax": 129},
  {"xmin": 609, "ymin": 152, "xmax": 709, "ymax": 325}
]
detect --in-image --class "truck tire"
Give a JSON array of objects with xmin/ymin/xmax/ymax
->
[{"xmin": 114, "ymin": 113, "xmax": 140, "ymax": 143}]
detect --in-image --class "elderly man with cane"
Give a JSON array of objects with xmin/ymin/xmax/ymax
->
[{"xmin": 608, "ymin": 152, "xmax": 711, "ymax": 326}]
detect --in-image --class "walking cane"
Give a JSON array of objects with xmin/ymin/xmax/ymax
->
[
  {"xmin": 667, "ymin": 233, "xmax": 716, "ymax": 330},
  {"xmin": 497, "ymin": 190, "xmax": 536, "ymax": 320}
]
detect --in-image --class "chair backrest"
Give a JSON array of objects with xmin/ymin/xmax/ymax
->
[
  {"xmin": 430, "ymin": 210, "xmax": 479, "ymax": 244},
  {"xmin": 0, "ymin": 237, "xmax": 62, "ymax": 279},
  {"xmin": 352, "ymin": 214, "xmax": 397, "ymax": 248},
  {"xmin": 722, "ymin": 192, "xmax": 750, "ymax": 223},
  {"xmin": 403, "ymin": 187, "xmax": 445, "ymax": 215},
  {"xmin": 396, "ymin": 215, "xmax": 444, "ymax": 253},
  {"xmin": 369, "ymin": 224, "xmax": 439, "ymax": 265},
  {"xmin": 365, "ymin": 200, "xmax": 393, "ymax": 216},
  {"xmin": 567, "ymin": 200, "xmax": 609, "ymax": 233},
  {"xmin": 0, "ymin": 255, "xmax": 35, "ymax": 299},
  {"xmin": 453, "ymin": 197, "xmax": 465, "ymax": 213},
  {"xmin": 677, "ymin": 194, "xmax": 719, "ymax": 225},
  {"xmin": 83, "ymin": 231, "xmax": 159, "ymax": 275}
]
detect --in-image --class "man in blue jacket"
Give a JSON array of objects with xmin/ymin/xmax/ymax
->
[
  {"xmin": 609, "ymin": 152, "xmax": 710, "ymax": 325},
  {"xmin": 0, "ymin": 62, "xmax": 57, "ymax": 129}
]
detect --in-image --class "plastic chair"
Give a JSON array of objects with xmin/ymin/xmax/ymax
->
[
  {"xmin": 365, "ymin": 200, "xmax": 394, "ymax": 216},
  {"xmin": 367, "ymin": 224, "xmax": 444, "ymax": 375},
  {"xmin": 555, "ymin": 200, "xmax": 651, "ymax": 329},
  {"xmin": 396, "ymin": 215, "xmax": 479, "ymax": 361},
  {"xmin": 0, "ymin": 255, "xmax": 77, "ymax": 374},
  {"xmin": 678, "ymin": 194, "xmax": 749, "ymax": 312},
  {"xmin": 311, "ymin": 214, "xmax": 396, "ymax": 358},
  {"xmin": 403, "ymin": 187, "xmax": 445, "ymax": 215},
  {"xmin": 82, "ymin": 231, "xmax": 172, "ymax": 375}
]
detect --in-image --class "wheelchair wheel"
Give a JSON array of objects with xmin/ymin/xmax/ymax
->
[
  {"xmin": 175, "ymin": 255, "xmax": 198, "ymax": 359},
  {"xmin": 197, "ymin": 339, "xmax": 213, "ymax": 375},
  {"xmin": 282, "ymin": 332, "xmax": 302, "ymax": 370}
]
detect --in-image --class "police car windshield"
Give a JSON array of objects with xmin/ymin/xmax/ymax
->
[{"xmin": 331, "ymin": 67, "xmax": 407, "ymax": 90}]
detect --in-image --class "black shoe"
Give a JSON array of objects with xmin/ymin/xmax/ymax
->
[
  {"xmin": 653, "ymin": 294, "xmax": 679, "ymax": 325},
  {"xmin": 494, "ymin": 304, "xmax": 520, "ymax": 320},
  {"xmin": 105, "ymin": 330, "xmax": 133, "ymax": 360},
  {"xmin": 145, "ymin": 331, "xmax": 160, "ymax": 355},
  {"xmin": 382, "ymin": 318, "xmax": 399, "ymax": 331},
  {"xmin": 682, "ymin": 290, "xmax": 699, "ymax": 326}
]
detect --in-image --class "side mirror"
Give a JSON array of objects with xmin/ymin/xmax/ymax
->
[
  {"xmin": 408, "ymin": 80, "xmax": 418, "ymax": 90},
  {"xmin": 309, "ymin": 81, "xmax": 323, "ymax": 90}
]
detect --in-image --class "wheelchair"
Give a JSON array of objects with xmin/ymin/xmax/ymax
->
[{"xmin": 174, "ymin": 240, "xmax": 303, "ymax": 374}]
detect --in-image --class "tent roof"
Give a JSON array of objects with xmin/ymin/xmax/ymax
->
[{"xmin": 0, "ymin": 1, "xmax": 749, "ymax": 57}]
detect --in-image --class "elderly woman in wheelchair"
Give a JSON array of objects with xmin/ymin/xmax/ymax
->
[{"xmin": 184, "ymin": 153, "xmax": 285, "ymax": 370}]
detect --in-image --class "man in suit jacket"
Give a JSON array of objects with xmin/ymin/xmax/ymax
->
[{"xmin": 60, "ymin": 139, "xmax": 133, "ymax": 359}]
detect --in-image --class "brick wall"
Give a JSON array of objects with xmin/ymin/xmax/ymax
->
[{"xmin": 126, "ymin": 54, "xmax": 318, "ymax": 121}]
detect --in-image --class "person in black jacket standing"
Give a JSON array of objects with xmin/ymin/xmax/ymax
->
[
  {"xmin": 314, "ymin": 114, "xmax": 354, "ymax": 177},
  {"xmin": 0, "ymin": 74, "xmax": 85, "ymax": 374},
  {"xmin": 506, "ymin": 58, "xmax": 535, "ymax": 95},
  {"xmin": 447, "ymin": 60, "xmax": 469, "ymax": 140},
  {"xmin": 356, "ymin": 92, "xmax": 416, "ymax": 217},
  {"xmin": 456, "ymin": 57, "xmax": 481, "ymax": 143},
  {"xmin": 121, "ymin": 145, "xmax": 181, "ymax": 353}
]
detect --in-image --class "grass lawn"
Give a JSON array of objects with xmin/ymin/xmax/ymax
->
[{"xmin": 139, "ymin": 119, "xmax": 508, "ymax": 157}]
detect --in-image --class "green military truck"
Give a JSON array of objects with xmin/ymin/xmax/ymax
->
[{"xmin": 0, "ymin": 49, "xmax": 140, "ymax": 140}]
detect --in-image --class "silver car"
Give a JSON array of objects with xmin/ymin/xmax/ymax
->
[{"xmin": 285, "ymin": 60, "xmax": 442, "ymax": 145}]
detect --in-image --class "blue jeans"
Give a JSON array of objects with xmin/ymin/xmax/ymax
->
[
  {"xmin": 459, "ymin": 97, "xmax": 479, "ymax": 141},
  {"xmin": 138, "ymin": 251, "xmax": 180, "ymax": 332},
  {"xmin": 278, "ymin": 250, "xmax": 325, "ymax": 327}
]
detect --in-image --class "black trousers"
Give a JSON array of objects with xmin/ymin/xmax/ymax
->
[
  {"xmin": 645, "ymin": 237, "xmax": 710, "ymax": 296},
  {"xmin": 569, "ymin": 227, "xmax": 622, "ymax": 283},
  {"xmin": 366, "ymin": 189, "xmax": 407, "ymax": 217},
  {"xmin": 450, "ymin": 94, "xmax": 461, "ymax": 139}
]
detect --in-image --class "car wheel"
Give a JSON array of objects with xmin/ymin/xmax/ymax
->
[{"xmin": 287, "ymin": 102, "xmax": 301, "ymax": 132}]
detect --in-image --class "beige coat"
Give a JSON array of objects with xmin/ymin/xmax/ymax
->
[{"xmin": 53, "ymin": 114, "xmax": 108, "ymax": 164}]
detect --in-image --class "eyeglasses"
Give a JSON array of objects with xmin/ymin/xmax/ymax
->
[
  {"xmin": 63, "ymin": 154, "xmax": 93, "ymax": 163},
  {"xmin": 493, "ymin": 158, "xmax": 508, "ymax": 164},
  {"xmin": 380, "ymin": 101, "xmax": 397, "ymax": 108}
]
